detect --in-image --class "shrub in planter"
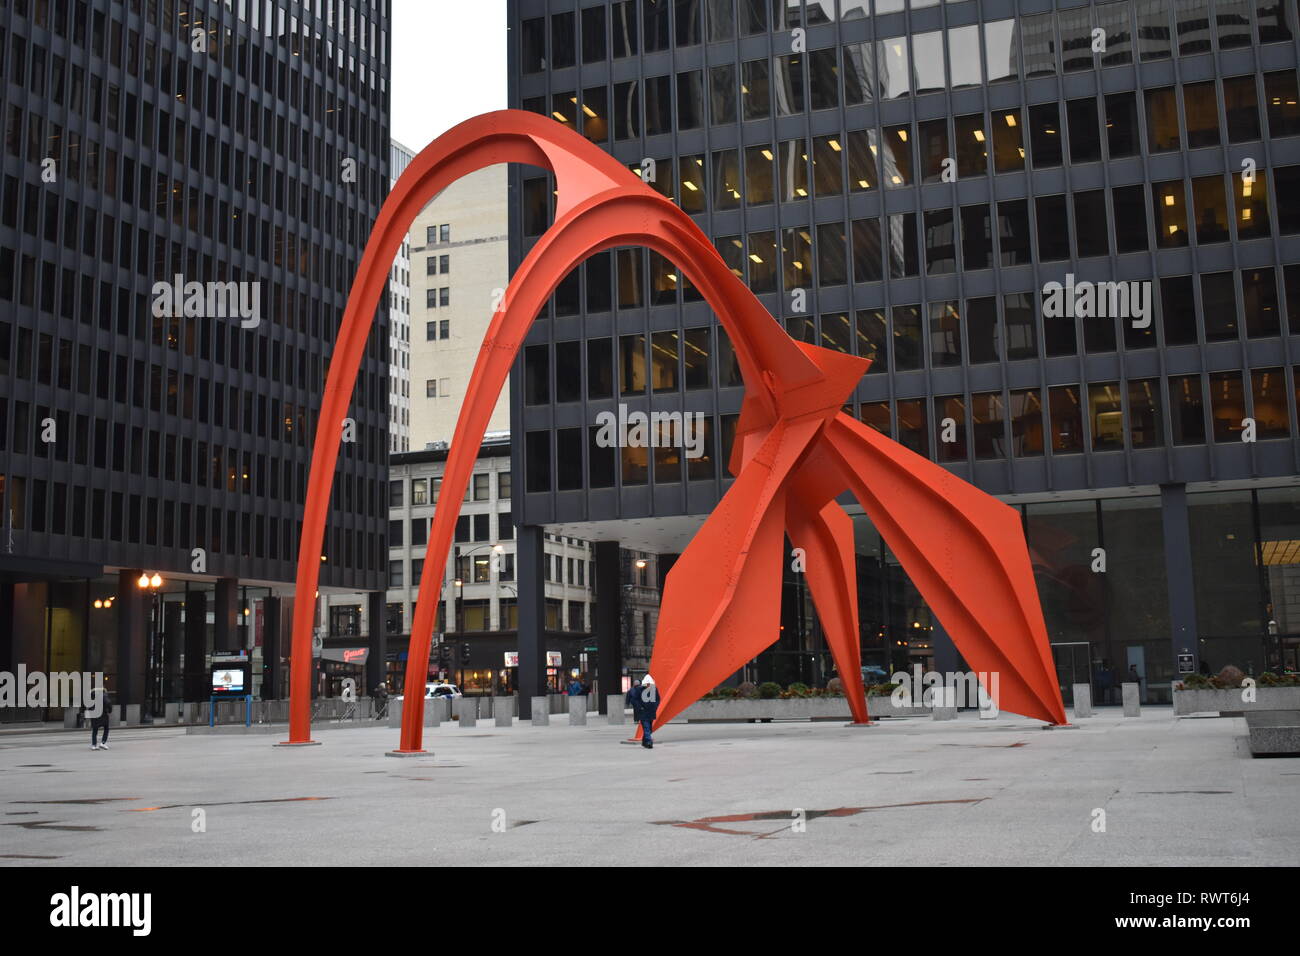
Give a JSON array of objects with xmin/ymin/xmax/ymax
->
[
  {"xmin": 709, "ymin": 686, "xmax": 740, "ymax": 699},
  {"xmin": 1259, "ymin": 671, "xmax": 1300, "ymax": 687},
  {"xmin": 1179, "ymin": 673, "xmax": 1213, "ymax": 690},
  {"xmin": 737, "ymin": 681, "xmax": 758, "ymax": 699},
  {"xmin": 825, "ymin": 677, "xmax": 844, "ymax": 696},
  {"xmin": 758, "ymin": 681, "xmax": 782, "ymax": 699},
  {"xmin": 786, "ymin": 682, "xmax": 811, "ymax": 698},
  {"xmin": 867, "ymin": 682, "xmax": 899, "ymax": 696},
  {"xmin": 1217, "ymin": 665, "xmax": 1246, "ymax": 687}
]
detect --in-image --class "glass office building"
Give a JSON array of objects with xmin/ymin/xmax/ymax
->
[
  {"xmin": 507, "ymin": 0, "xmax": 1300, "ymax": 703},
  {"xmin": 0, "ymin": 0, "xmax": 391, "ymax": 718}
]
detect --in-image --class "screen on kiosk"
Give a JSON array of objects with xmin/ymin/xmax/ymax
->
[{"xmin": 212, "ymin": 668, "xmax": 247, "ymax": 693}]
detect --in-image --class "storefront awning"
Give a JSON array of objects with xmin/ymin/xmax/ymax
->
[{"xmin": 320, "ymin": 647, "xmax": 368, "ymax": 664}]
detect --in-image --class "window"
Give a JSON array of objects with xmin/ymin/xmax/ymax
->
[
  {"xmin": 813, "ymin": 136, "xmax": 844, "ymax": 196},
  {"xmin": 961, "ymin": 204, "xmax": 992, "ymax": 271},
  {"xmin": 997, "ymin": 200, "xmax": 1030, "ymax": 267},
  {"xmin": 852, "ymin": 218, "xmax": 883, "ymax": 283},
  {"xmin": 1279, "ymin": 166, "xmax": 1300, "ymax": 234},
  {"xmin": 846, "ymin": 129, "xmax": 878, "ymax": 191},
  {"xmin": 1235, "ymin": 169, "xmax": 1270, "ymax": 241},
  {"xmin": 935, "ymin": 396, "xmax": 967, "ymax": 462},
  {"xmin": 1145, "ymin": 87, "xmax": 1180, "ymax": 152},
  {"xmin": 1021, "ymin": 13, "xmax": 1056, "ymax": 78},
  {"xmin": 886, "ymin": 214, "xmax": 919, "ymax": 278},
  {"xmin": 1265, "ymin": 71, "xmax": 1300, "ymax": 137},
  {"xmin": 984, "ymin": 20, "xmax": 1018, "ymax": 83},
  {"xmin": 1050, "ymin": 386, "xmax": 1084, "ymax": 453},
  {"xmin": 1029, "ymin": 104, "xmax": 1063, "ymax": 168},
  {"xmin": 1004, "ymin": 293, "xmax": 1037, "ymax": 361},
  {"xmin": 965, "ymin": 298, "xmax": 998, "ymax": 364},
  {"xmin": 918, "ymin": 120, "xmax": 948, "ymax": 185},
  {"xmin": 809, "ymin": 49, "xmax": 838, "ymax": 111},
  {"xmin": 1184, "ymin": 81, "xmax": 1221, "ymax": 148},
  {"xmin": 1161, "ymin": 275, "xmax": 1198, "ymax": 346},
  {"xmin": 1153, "ymin": 180, "xmax": 1189, "ymax": 247},
  {"xmin": 1169, "ymin": 375, "xmax": 1206, "ymax": 444},
  {"xmin": 389, "ymin": 560, "xmax": 404, "ymax": 588},
  {"xmin": 710, "ymin": 64, "xmax": 736, "ymax": 125},
  {"xmin": 1252, "ymin": 367, "xmax": 1290, "ymax": 438},
  {"xmin": 525, "ymin": 345, "xmax": 550, "ymax": 405},
  {"xmin": 1216, "ymin": 0, "xmax": 1254, "ymax": 49},
  {"xmin": 1112, "ymin": 185, "xmax": 1149, "ymax": 254},
  {"xmin": 1137, "ymin": 0, "xmax": 1172, "ymax": 60},
  {"xmin": 1223, "ymin": 75, "xmax": 1261, "ymax": 142},
  {"xmin": 1059, "ymin": 7, "xmax": 1094, "ymax": 72},
  {"xmin": 1128, "ymin": 379, "xmax": 1164, "ymax": 448},
  {"xmin": 897, "ymin": 399, "xmax": 929, "ymax": 457},
  {"xmin": 876, "ymin": 37, "xmax": 909, "ymax": 100},
  {"xmin": 1209, "ymin": 372, "xmax": 1246, "ymax": 442},
  {"xmin": 817, "ymin": 222, "xmax": 847, "ymax": 286},
  {"xmin": 1243, "ymin": 268, "xmax": 1280, "ymax": 337},
  {"xmin": 522, "ymin": 19, "xmax": 546, "ymax": 73},
  {"xmin": 1088, "ymin": 383, "xmax": 1124, "ymax": 451},
  {"xmin": 742, "ymin": 59, "xmax": 770, "ymax": 120},
  {"xmin": 992, "ymin": 110, "xmax": 1024, "ymax": 173},
  {"xmin": 412, "ymin": 479, "xmax": 428, "ymax": 505},
  {"xmin": 1177, "ymin": 0, "xmax": 1213, "ymax": 55},
  {"xmin": 1201, "ymin": 271, "xmax": 1239, "ymax": 341},
  {"xmin": 971, "ymin": 392, "xmax": 1006, "ymax": 459},
  {"xmin": 892, "ymin": 305, "xmax": 923, "ymax": 372},
  {"xmin": 1074, "ymin": 190, "xmax": 1110, "ymax": 259},
  {"xmin": 843, "ymin": 41, "xmax": 875, "ymax": 105},
  {"xmin": 777, "ymin": 139, "xmax": 808, "ymax": 202},
  {"xmin": 1192, "ymin": 175, "xmax": 1230, "ymax": 244},
  {"xmin": 914, "ymin": 31, "xmax": 945, "ymax": 95},
  {"xmin": 954, "ymin": 114, "xmax": 987, "ymax": 178},
  {"xmin": 929, "ymin": 301, "xmax": 962, "ymax": 366},
  {"xmin": 883, "ymin": 125, "xmax": 913, "ymax": 187},
  {"xmin": 1010, "ymin": 389, "xmax": 1045, "ymax": 456},
  {"xmin": 1095, "ymin": 2, "xmax": 1134, "ymax": 66},
  {"xmin": 1105, "ymin": 92, "xmax": 1140, "ymax": 158},
  {"xmin": 855, "ymin": 309, "xmax": 888, "ymax": 371},
  {"xmin": 745, "ymin": 145, "xmax": 773, "ymax": 205},
  {"xmin": 678, "ymin": 70, "xmax": 704, "ymax": 131},
  {"xmin": 583, "ymin": 6, "xmax": 607, "ymax": 62},
  {"xmin": 389, "ymin": 480, "xmax": 404, "ymax": 507},
  {"xmin": 1066, "ymin": 97, "xmax": 1101, "ymax": 163}
]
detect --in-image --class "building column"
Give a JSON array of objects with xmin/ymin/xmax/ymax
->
[
  {"xmin": 213, "ymin": 577, "xmax": 238, "ymax": 652},
  {"xmin": 516, "ymin": 524, "xmax": 547, "ymax": 705},
  {"xmin": 183, "ymin": 589, "xmax": 208, "ymax": 702},
  {"xmin": 366, "ymin": 590, "xmax": 386, "ymax": 694},
  {"xmin": 0, "ymin": 582, "xmax": 13, "ymax": 673},
  {"xmin": 1160, "ymin": 484, "xmax": 1199, "ymax": 673},
  {"xmin": 261, "ymin": 596, "xmax": 281, "ymax": 700},
  {"xmin": 594, "ymin": 541, "xmax": 622, "ymax": 714},
  {"xmin": 115, "ymin": 569, "xmax": 146, "ymax": 716},
  {"xmin": 163, "ymin": 600, "xmax": 184, "ymax": 701}
]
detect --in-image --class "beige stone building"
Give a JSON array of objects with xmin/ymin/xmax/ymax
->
[{"xmin": 408, "ymin": 164, "xmax": 510, "ymax": 448}]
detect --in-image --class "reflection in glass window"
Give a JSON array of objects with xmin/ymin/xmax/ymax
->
[
  {"xmin": 997, "ymin": 200, "xmax": 1030, "ymax": 267},
  {"xmin": 1243, "ymin": 268, "xmax": 1280, "ymax": 337},
  {"xmin": 1105, "ymin": 92, "xmax": 1140, "ymax": 158},
  {"xmin": 913, "ymin": 32, "xmax": 945, "ymax": 95},
  {"xmin": 860, "ymin": 401, "xmax": 890, "ymax": 434},
  {"xmin": 1112, "ymin": 185, "xmax": 1149, "ymax": 254},
  {"xmin": 936, "ymin": 396, "xmax": 967, "ymax": 462},
  {"xmin": 1184, "ymin": 81, "xmax": 1221, "ymax": 148},
  {"xmin": 843, "ymin": 42, "xmax": 875, "ymax": 105},
  {"xmin": 678, "ymin": 155, "xmax": 705, "ymax": 213},
  {"xmin": 1216, "ymin": 0, "xmax": 1254, "ymax": 49},
  {"xmin": 583, "ymin": 86, "xmax": 609, "ymax": 142},
  {"xmin": 856, "ymin": 309, "xmax": 888, "ymax": 371},
  {"xmin": 1136, "ymin": 0, "xmax": 1173, "ymax": 60},
  {"xmin": 552, "ymin": 92, "xmax": 578, "ymax": 130},
  {"xmin": 1223, "ymin": 75, "xmax": 1261, "ymax": 142},
  {"xmin": 645, "ymin": 75, "xmax": 672, "ymax": 136},
  {"xmin": 712, "ymin": 149, "xmax": 741, "ymax": 209},
  {"xmin": 971, "ymin": 393, "xmax": 1007, "ymax": 460},
  {"xmin": 819, "ymin": 312, "xmax": 852, "ymax": 353},
  {"xmin": 1161, "ymin": 275, "xmax": 1197, "ymax": 345},
  {"xmin": 739, "ymin": 0, "xmax": 768, "ymax": 35},
  {"xmin": 1010, "ymin": 389, "xmax": 1045, "ymax": 456},
  {"xmin": 1209, "ymin": 371, "xmax": 1246, "ymax": 442},
  {"xmin": 742, "ymin": 59, "xmax": 770, "ymax": 120},
  {"xmin": 1235, "ymin": 168, "xmax": 1271, "ymax": 240},
  {"xmin": 847, "ymin": 128, "xmax": 879, "ymax": 191},
  {"xmin": 710, "ymin": 64, "xmax": 737, "ymax": 124},
  {"xmin": 1153, "ymin": 180, "xmax": 1189, "ymax": 248},
  {"xmin": 918, "ymin": 119, "xmax": 948, "ymax": 184},
  {"xmin": 1029, "ymin": 103, "xmax": 1063, "ymax": 167},
  {"xmin": 619, "ymin": 334, "xmax": 647, "ymax": 395},
  {"xmin": 552, "ymin": 12, "xmax": 576, "ymax": 69},
  {"xmin": 883, "ymin": 124, "xmax": 913, "ymax": 188},
  {"xmin": 651, "ymin": 331, "xmax": 679, "ymax": 392},
  {"xmin": 1123, "ymin": 379, "xmax": 1163, "ymax": 448},
  {"xmin": 777, "ymin": 139, "xmax": 808, "ymax": 202},
  {"xmin": 522, "ymin": 18, "xmax": 546, "ymax": 73},
  {"xmin": 682, "ymin": 328, "xmax": 711, "ymax": 390},
  {"xmin": 613, "ymin": 81, "xmax": 640, "ymax": 140},
  {"xmin": 649, "ymin": 251, "xmax": 678, "ymax": 305},
  {"xmin": 961, "ymin": 204, "xmax": 992, "ymax": 271},
  {"xmin": 892, "ymin": 305, "xmax": 923, "ymax": 372},
  {"xmin": 809, "ymin": 49, "xmax": 839, "ymax": 111},
  {"xmin": 612, "ymin": 1, "xmax": 639, "ymax": 57},
  {"xmin": 887, "ymin": 214, "xmax": 919, "ymax": 278},
  {"xmin": 984, "ymin": 20, "xmax": 1018, "ymax": 83},
  {"xmin": 588, "ymin": 338, "xmax": 614, "ymax": 399},
  {"xmin": 924, "ymin": 210, "xmax": 956, "ymax": 276},
  {"xmin": 1202, "ymin": 271, "xmax": 1239, "ymax": 341},
  {"xmin": 898, "ymin": 399, "xmax": 928, "ymax": 457},
  {"xmin": 1050, "ymin": 386, "xmax": 1084, "ymax": 453},
  {"xmin": 582, "ymin": 6, "xmax": 607, "ymax": 62},
  {"xmin": 643, "ymin": 0, "xmax": 670, "ymax": 52},
  {"xmin": 1145, "ymin": 87, "xmax": 1180, "ymax": 152},
  {"xmin": 812, "ymin": 135, "xmax": 844, "ymax": 196},
  {"xmin": 852, "ymin": 218, "xmax": 883, "ymax": 283},
  {"xmin": 877, "ymin": 37, "xmax": 910, "ymax": 100},
  {"xmin": 954, "ymin": 113, "xmax": 987, "ymax": 177},
  {"xmin": 1265, "ymin": 71, "xmax": 1300, "ymax": 138},
  {"xmin": 1067, "ymin": 97, "xmax": 1101, "ymax": 163},
  {"xmin": 992, "ymin": 110, "xmax": 1024, "ymax": 173},
  {"xmin": 1177, "ymin": 0, "xmax": 1213, "ymax": 55},
  {"xmin": 1044, "ymin": 287, "xmax": 1079, "ymax": 357},
  {"xmin": 1259, "ymin": 1, "xmax": 1296, "ymax": 42},
  {"xmin": 1004, "ymin": 293, "xmax": 1037, "ymax": 360},
  {"xmin": 782, "ymin": 227, "xmax": 813, "ymax": 291},
  {"xmin": 1169, "ymin": 375, "xmax": 1206, "ymax": 444},
  {"xmin": 1059, "ymin": 8, "xmax": 1094, "ymax": 72},
  {"xmin": 748, "ymin": 230, "xmax": 778, "ymax": 293},
  {"xmin": 1088, "ymin": 383, "xmax": 1124, "ymax": 451},
  {"xmin": 966, "ymin": 297, "xmax": 998, "ymax": 364},
  {"xmin": 1095, "ymin": 2, "xmax": 1134, "ymax": 65},
  {"xmin": 1192, "ymin": 175, "xmax": 1230, "ymax": 244},
  {"xmin": 931, "ymin": 301, "xmax": 965, "ymax": 367},
  {"xmin": 774, "ymin": 55, "xmax": 804, "ymax": 116},
  {"xmin": 617, "ymin": 248, "xmax": 644, "ymax": 308},
  {"xmin": 1022, "ymin": 13, "xmax": 1057, "ymax": 78},
  {"xmin": 716, "ymin": 234, "xmax": 745, "ymax": 281},
  {"xmin": 677, "ymin": 70, "xmax": 704, "ymax": 130},
  {"xmin": 745, "ymin": 145, "xmax": 773, "ymax": 204}
]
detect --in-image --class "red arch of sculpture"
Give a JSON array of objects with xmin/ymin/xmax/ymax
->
[{"xmin": 284, "ymin": 110, "xmax": 1067, "ymax": 750}]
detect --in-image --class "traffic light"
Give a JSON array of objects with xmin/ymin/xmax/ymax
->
[
  {"xmin": 438, "ymin": 643, "xmax": 450, "ymax": 665},
  {"xmin": 460, "ymin": 642, "xmax": 471, "ymax": 665}
]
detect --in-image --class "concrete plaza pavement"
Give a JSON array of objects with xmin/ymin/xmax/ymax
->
[{"xmin": 1, "ymin": 708, "xmax": 1296, "ymax": 866}]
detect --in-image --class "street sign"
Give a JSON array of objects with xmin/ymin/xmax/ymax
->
[{"xmin": 1177, "ymin": 653, "xmax": 1195, "ymax": 674}]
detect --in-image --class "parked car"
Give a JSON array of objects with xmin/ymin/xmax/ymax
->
[
  {"xmin": 861, "ymin": 666, "xmax": 890, "ymax": 685},
  {"xmin": 393, "ymin": 683, "xmax": 463, "ymax": 703}
]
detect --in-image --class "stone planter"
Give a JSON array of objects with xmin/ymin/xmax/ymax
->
[
  {"xmin": 1172, "ymin": 686, "xmax": 1300, "ymax": 716},
  {"xmin": 867, "ymin": 695, "xmax": 934, "ymax": 718}
]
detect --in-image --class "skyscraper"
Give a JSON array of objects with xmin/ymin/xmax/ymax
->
[
  {"xmin": 0, "ymin": 0, "xmax": 391, "ymax": 719},
  {"xmin": 507, "ymin": 0, "xmax": 1300, "ymax": 701}
]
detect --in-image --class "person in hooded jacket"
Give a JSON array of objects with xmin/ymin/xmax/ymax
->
[
  {"xmin": 637, "ymin": 674, "xmax": 660, "ymax": 749},
  {"xmin": 88, "ymin": 687, "xmax": 113, "ymax": 750}
]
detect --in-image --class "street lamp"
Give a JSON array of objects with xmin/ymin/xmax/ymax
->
[{"xmin": 137, "ymin": 573, "xmax": 164, "ymax": 718}]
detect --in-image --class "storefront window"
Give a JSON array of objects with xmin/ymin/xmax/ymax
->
[{"xmin": 1189, "ymin": 490, "xmax": 1266, "ymax": 673}]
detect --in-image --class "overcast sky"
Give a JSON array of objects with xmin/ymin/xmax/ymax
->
[{"xmin": 390, "ymin": 0, "xmax": 508, "ymax": 153}]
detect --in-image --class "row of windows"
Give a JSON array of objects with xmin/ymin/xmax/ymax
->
[
  {"xmin": 425, "ymin": 319, "xmax": 450, "ymax": 341},
  {"xmin": 424, "ymin": 223, "xmax": 452, "ymax": 245},
  {"xmin": 524, "ymin": 71, "xmax": 1300, "ymax": 215},
  {"xmin": 387, "ymin": 510, "xmax": 515, "ymax": 550},
  {"xmin": 523, "ymin": 0, "xmax": 1297, "ymax": 72},
  {"xmin": 426, "ymin": 254, "xmax": 450, "ymax": 275},
  {"xmin": 520, "ymin": 363, "xmax": 1300, "ymax": 491},
  {"xmin": 0, "ymin": 473, "xmax": 384, "ymax": 572},
  {"xmin": 424, "ymin": 287, "xmax": 451, "ymax": 308},
  {"xmin": 389, "ymin": 470, "xmax": 513, "ymax": 507}
]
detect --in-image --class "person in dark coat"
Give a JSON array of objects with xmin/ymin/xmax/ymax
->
[
  {"xmin": 373, "ymin": 682, "xmax": 390, "ymax": 720},
  {"xmin": 625, "ymin": 678, "xmax": 642, "ymax": 715},
  {"xmin": 637, "ymin": 674, "xmax": 660, "ymax": 749},
  {"xmin": 88, "ymin": 687, "xmax": 112, "ymax": 750}
]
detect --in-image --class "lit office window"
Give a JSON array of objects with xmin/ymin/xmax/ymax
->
[
  {"xmin": 1029, "ymin": 104, "xmax": 1063, "ymax": 167},
  {"xmin": 918, "ymin": 119, "xmax": 948, "ymax": 184},
  {"xmin": 992, "ymin": 109, "xmax": 1024, "ymax": 173},
  {"xmin": 846, "ymin": 129, "xmax": 879, "ymax": 191},
  {"xmin": 1153, "ymin": 180, "xmax": 1190, "ymax": 248},
  {"xmin": 1184, "ymin": 81, "xmax": 1221, "ymax": 148},
  {"xmin": 1209, "ymin": 371, "xmax": 1246, "ymax": 442},
  {"xmin": 1243, "ymin": 268, "xmax": 1281, "ymax": 337},
  {"xmin": 745, "ymin": 144, "xmax": 774, "ymax": 204},
  {"xmin": 1049, "ymin": 386, "xmax": 1084, "ymax": 453},
  {"xmin": 935, "ymin": 395, "xmax": 967, "ymax": 462},
  {"xmin": 1128, "ymin": 380, "xmax": 1164, "ymax": 448},
  {"xmin": 883, "ymin": 124, "xmax": 913, "ymax": 187},
  {"xmin": 812, "ymin": 135, "xmax": 844, "ymax": 196},
  {"xmin": 855, "ymin": 309, "xmax": 888, "ymax": 371},
  {"xmin": 1251, "ymin": 367, "xmax": 1290, "ymax": 438},
  {"xmin": 1234, "ymin": 169, "xmax": 1271, "ymax": 241},
  {"xmin": 954, "ymin": 113, "xmax": 987, "ymax": 177},
  {"xmin": 1192, "ymin": 175, "xmax": 1230, "ymax": 244},
  {"xmin": 1010, "ymin": 389, "xmax": 1045, "ymax": 456}
]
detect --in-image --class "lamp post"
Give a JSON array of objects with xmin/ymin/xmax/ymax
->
[{"xmin": 137, "ymin": 572, "xmax": 163, "ymax": 718}]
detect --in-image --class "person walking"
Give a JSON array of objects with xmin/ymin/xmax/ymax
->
[
  {"xmin": 637, "ymin": 674, "xmax": 660, "ymax": 749},
  {"xmin": 373, "ymin": 681, "xmax": 390, "ymax": 720},
  {"xmin": 88, "ymin": 687, "xmax": 112, "ymax": 751},
  {"xmin": 625, "ymin": 677, "xmax": 642, "ymax": 716}
]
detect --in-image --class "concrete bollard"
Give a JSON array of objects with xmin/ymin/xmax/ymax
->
[
  {"xmin": 977, "ymin": 688, "xmax": 998, "ymax": 719},
  {"xmin": 165, "ymin": 702, "xmax": 181, "ymax": 724},
  {"xmin": 606, "ymin": 694, "xmax": 626, "ymax": 725},
  {"xmin": 1072, "ymin": 683, "xmax": 1093, "ymax": 719},
  {"xmin": 388, "ymin": 697, "xmax": 404, "ymax": 728},
  {"xmin": 931, "ymin": 686, "xmax": 957, "ymax": 721},
  {"xmin": 1122, "ymin": 682, "xmax": 1141, "ymax": 717},
  {"xmin": 123, "ymin": 704, "xmax": 141, "ymax": 725},
  {"xmin": 459, "ymin": 697, "xmax": 477, "ymax": 728},
  {"xmin": 568, "ymin": 695, "xmax": 588, "ymax": 726},
  {"xmin": 531, "ymin": 696, "xmax": 549, "ymax": 725},
  {"xmin": 494, "ymin": 696, "xmax": 513, "ymax": 727},
  {"xmin": 63, "ymin": 708, "xmax": 79, "ymax": 728},
  {"xmin": 425, "ymin": 697, "xmax": 442, "ymax": 727}
]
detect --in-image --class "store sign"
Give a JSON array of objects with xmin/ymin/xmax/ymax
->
[
  {"xmin": 504, "ymin": 652, "xmax": 519, "ymax": 667},
  {"xmin": 320, "ymin": 647, "xmax": 368, "ymax": 664},
  {"xmin": 546, "ymin": 651, "xmax": 563, "ymax": 667}
]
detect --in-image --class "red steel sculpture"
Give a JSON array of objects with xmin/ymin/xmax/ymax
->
[{"xmin": 284, "ymin": 110, "xmax": 1068, "ymax": 750}]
